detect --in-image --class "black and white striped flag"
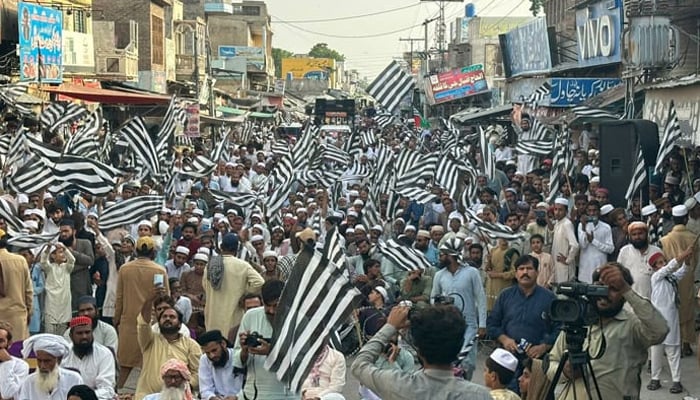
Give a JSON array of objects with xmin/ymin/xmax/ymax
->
[
  {"xmin": 393, "ymin": 185, "xmax": 438, "ymax": 205},
  {"xmin": 366, "ymin": 61, "xmax": 415, "ymax": 113},
  {"xmin": 265, "ymin": 226, "xmax": 361, "ymax": 393},
  {"xmin": 98, "ymin": 195, "xmax": 164, "ymax": 231},
  {"xmin": 526, "ymin": 82, "xmax": 551, "ymax": 107},
  {"xmin": 654, "ymin": 100, "xmax": 683, "ymax": 174},
  {"xmin": 377, "ymin": 239, "xmax": 431, "ymax": 271},
  {"xmin": 120, "ymin": 116, "xmax": 161, "ymax": 177},
  {"xmin": 40, "ymin": 103, "xmax": 89, "ymax": 132},
  {"xmin": 464, "ymin": 208, "xmax": 525, "ymax": 241},
  {"xmin": 49, "ymin": 155, "xmax": 122, "ymax": 196},
  {"xmin": 479, "ymin": 127, "xmax": 496, "ymax": 180},
  {"xmin": 625, "ymin": 147, "xmax": 647, "ymax": 209},
  {"xmin": 515, "ymin": 140, "xmax": 553, "ymax": 156},
  {"xmin": 8, "ymin": 232, "xmax": 58, "ymax": 249},
  {"xmin": 373, "ymin": 113, "xmax": 395, "ymax": 129},
  {"xmin": 571, "ymin": 105, "xmax": 620, "ymax": 120},
  {"xmin": 0, "ymin": 198, "xmax": 25, "ymax": 233}
]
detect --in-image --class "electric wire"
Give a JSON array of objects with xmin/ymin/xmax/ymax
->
[
  {"xmin": 271, "ymin": 3, "xmax": 421, "ymax": 23},
  {"xmin": 273, "ymin": 18, "xmax": 426, "ymax": 39}
]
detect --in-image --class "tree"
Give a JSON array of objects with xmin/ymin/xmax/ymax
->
[
  {"xmin": 308, "ymin": 43, "xmax": 346, "ymax": 62},
  {"xmin": 529, "ymin": 0, "xmax": 544, "ymax": 16},
  {"xmin": 272, "ymin": 47, "xmax": 294, "ymax": 78}
]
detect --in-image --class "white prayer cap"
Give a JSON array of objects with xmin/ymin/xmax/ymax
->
[
  {"xmin": 175, "ymin": 246, "xmax": 190, "ymax": 255},
  {"xmin": 347, "ymin": 211, "xmax": 359, "ymax": 218},
  {"xmin": 22, "ymin": 334, "xmax": 70, "ymax": 358},
  {"xmin": 591, "ymin": 167, "xmax": 600, "ymax": 176},
  {"xmin": 600, "ymin": 204, "xmax": 614, "ymax": 216},
  {"xmin": 641, "ymin": 204, "xmax": 657, "ymax": 217},
  {"xmin": 590, "ymin": 176, "xmax": 600, "ymax": 183},
  {"xmin": 348, "ymin": 190, "xmax": 359, "ymax": 196},
  {"xmin": 554, "ymin": 198, "xmax": 569, "ymax": 207},
  {"xmin": 672, "ymin": 205, "xmax": 688, "ymax": 217},
  {"xmin": 536, "ymin": 202, "xmax": 548, "ymax": 209},
  {"xmin": 213, "ymin": 213, "xmax": 225, "ymax": 221},
  {"xmin": 354, "ymin": 224, "xmax": 366, "ymax": 232},
  {"xmin": 43, "ymin": 192, "xmax": 53, "ymax": 200},
  {"xmin": 138, "ymin": 220, "xmax": 152, "ymax": 229},
  {"xmin": 416, "ymin": 229, "xmax": 430, "ymax": 238},
  {"xmin": 17, "ymin": 194, "xmax": 28, "ymax": 204},
  {"xmin": 284, "ymin": 213, "xmax": 295, "ymax": 219},
  {"xmin": 225, "ymin": 161, "xmax": 236, "ymax": 167},
  {"xmin": 353, "ymin": 199, "xmax": 364, "ymax": 206},
  {"xmin": 294, "ymin": 201, "xmax": 304, "ymax": 207},
  {"xmin": 296, "ymin": 207, "xmax": 308, "ymax": 214},
  {"xmin": 193, "ymin": 253, "xmax": 209, "ymax": 263},
  {"xmin": 251, "ymin": 213, "xmax": 263, "ymax": 220},
  {"xmin": 490, "ymin": 348, "xmax": 518, "ymax": 372},
  {"xmin": 187, "ymin": 217, "xmax": 199, "ymax": 224},
  {"xmin": 160, "ymin": 208, "xmax": 172, "ymax": 215},
  {"xmin": 192, "ymin": 208, "xmax": 204, "ymax": 217},
  {"xmin": 87, "ymin": 211, "xmax": 99, "ymax": 220},
  {"xmin": 250, "ymin": 234, "xmax": 264, "ymax": 242},
  {"xmin": 158, "ymin": 221, "xmax": 169, "ymax": 235},
  {"xmin": 262, "ymin": 250, "xmax": 277, "ymax": 260},
  {"xmin": 345, "ymin": 228, "xmax": 355, "ymax": 234},
  {"xmin": 695, "ymin": 191, "xmax": 700, "ymax": 204},
  {"xmin": 188, "ymin": 201, "xmax": 198, "ymax": 209},
  {"xmin": 404, "ymin": 225, "xmax": 417, "ymax": 232},
  {"xmin": 23, "ymin": 220, "xmax": 38, "ymax": 230},
  {"xmin": 684, "ymin": 197, "xmax": 697, "ymax": 210},
  {"xmin": 25, "ymin": 208, "xmax": 45, "ymax": 219},
  {"xmin": 448, "ymin": 211, "xmax": 464, "ymax": 222},
  {"xmin": 370, "ymin": 224, "xmax": 383, "ymax": 232},
  {"xmin": 226, "ymin": 209, "xmax": 238, "ymax": 216},
  {"xmin": 197, "ymin": 247, "xmax": 210, "ymax": 254},
  {"xmin": 373, "ymin": 286, "xmax": 389, "ymax": 303}
]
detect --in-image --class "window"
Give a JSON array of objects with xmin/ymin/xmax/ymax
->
[
  {"xmin": 73, "ymin": 10, "xmax": 87, "ymax": 33},
  {"xmin": 151, "ymin": 15, "xmax": 164, "ymax": 65}
]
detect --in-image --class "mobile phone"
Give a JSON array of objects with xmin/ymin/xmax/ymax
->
[{"xmin": 153, "ymin": 274, "xmax": 164, "ymax": 287}]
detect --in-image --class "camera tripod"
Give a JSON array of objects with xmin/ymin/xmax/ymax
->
[{"xmin": 547, "ymin": 326, "xmax": 603, "ymax": 400}]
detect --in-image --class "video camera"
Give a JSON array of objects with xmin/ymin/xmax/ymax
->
[{"xmin": 549, "ymin": 282, "xmax": 608, "ymax": 326}]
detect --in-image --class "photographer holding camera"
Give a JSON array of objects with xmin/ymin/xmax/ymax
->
[
  {"xmin": 233, "ymin": 280, "xmax": 297, "ymax": 399},
  {"xmin": 547, "ymin": 262, "xmax": 669, "ymax": 400},
  {"xmin": 351, "ymin": 304, "xmax": 492, "ymax": 400}
]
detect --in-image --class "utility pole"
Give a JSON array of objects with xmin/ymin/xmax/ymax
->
[
  {"xmin": 399, "ymin": 38, "xmax": 423, "ymax": 73},
  {"xmin": 193, "ymin": 23, "xmax": 200, "ymax": 102},
  {"xmin": 421, "ymin": 0, "xmax": 462, "ymax": 71}
]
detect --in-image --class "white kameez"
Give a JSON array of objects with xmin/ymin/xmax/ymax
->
[{"xmin": 18, "ymin": 368, "xmax": 83, "ymax": 400}]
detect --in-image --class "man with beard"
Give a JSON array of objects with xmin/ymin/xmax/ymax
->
[
  {"xmin": 431, "ymin": 238, "xmax": 487, "ymax": 380},
  {"xmin": 547, "ymin": 263, "xmax": 669, "ymax": 399},
  {"xmin": 198, "ymin": 330, "xmax": 243, "ymax": 399},
  {"xmin": 62, "ymin": 316, "xmax": 116, "ymax": 400},
  {"xmin": 136, "ymin": 291, "xmax": 200, "ymax": 400},
  {"xmin": 660, "ymin": 205, "xmax": 700, "ymax": 357},
  {"xmin": 617, "ymin": 222, "xmax": 661, "ymax": 300},
  {"xmin": 526, "ymin": 202, "xmax": 552, "ymax": 253},
  {"xmin": 42, "ymin": 204, "xmax": 65, "ymax": 235},
  {"xmin": 18, "ymin": 334, "xmax": 83, "ymax": 400},
  {"xmin": 414, "ymin": 230, "xmax": 439, "ymax": 269},
  {"xmin": 63, "ymin": 296, "xmax": 118, "ymax": 353},
  {"xmin": 58, "ymin": 219, "xmax": 95, "ymax": 311},
  {"xmin": 143, "ymin": 359, "xmax": 195, "ymax": 400},
  {"xmin": 0, "ymin": 321, "xmax": 29, "ymax": 400},
  {"xmin": 548, "ymin": 198, "xmax": 579, "ymax": 283},
  {"xmin": 346, "ymin": 238, "xmax": 383, "ymax": 280},
  {"xmin": 114, "ymin": 236, "xmax": 170, "ymax": 389},
  {"xmin": 176, "ymin": 223, "xmax": 201, "ymax": 263},
  {"xmin": 577, "ymin": 200, "xmax": 614, "ymax": 284},
  {"xmin": 234, "ymin": 280, "xmax": 296, "ymax": 399},
  {"xmin": 487, "ymin": 255, "xmax": 558, "ymax": 392},
  {"xmin": 516, "ymin": 114, "xmax": 538, "ymax": 174}
]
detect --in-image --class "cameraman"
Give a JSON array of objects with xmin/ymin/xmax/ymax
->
[
  {"xmin": 547, "ymin": 262, "xmax": 669, "ymax": 400},
  {"xmin": 351, "ymin": 305, "xmax": 492, "ymax": 400}
]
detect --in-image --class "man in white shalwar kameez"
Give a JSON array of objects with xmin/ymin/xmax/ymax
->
[
  {"xmin": 18, "ymin": 334, "xmax": 83, "ymax": 400},
  {"xmin": 0, "ymin": 321, "xmax": 29, "ymax": 400},
  {"xmin": 61, "ymin": 316, "xmax": 116, "ymax": 400},
  {"xmin": 548, "ymin": 198, "xmax": 579, "ymax": 283},
  {"xmin": 577, "ymin": 201, "xmax": 614, "ymax": 283}
]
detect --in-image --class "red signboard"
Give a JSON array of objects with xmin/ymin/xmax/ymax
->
[{"xmin": 427, "ymin": 64, "xmax": 489, "ymax": 105}]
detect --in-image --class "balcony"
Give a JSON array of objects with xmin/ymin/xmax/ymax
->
[
  {"xmin": 95, "ymin": 49, "xmax": 138, "ymax": 82},
  {"xmin": 175, "ymin": 54, "xmax": 206, "ymax": 80}
]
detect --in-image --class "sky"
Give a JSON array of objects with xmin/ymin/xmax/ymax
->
[{"xmin": 265, "ymin": 0, "xmax": 534, "ymax": 79}]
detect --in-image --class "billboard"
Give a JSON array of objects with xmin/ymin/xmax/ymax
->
[
  {"xmin": 576, "ymin": 0, "xmax": 623, "ymax": 67},
  {"xmin": 18, "ymin": 2, "xmax": 62, "ymax": 83},
  {"xmin": 426, "ymin": 64, "xmax": 489, "ymax": 105},
  {"xmin": 218, "ymin": 46, "xmax": 265, "ymax": 69},
  {"xmin": 549, "ymin": 78, "xmax": 622, "ymax": 107},
  {"xmin": 499, "ymin": 17, "xmax": 552, "ymax": 78},
  {"xmin": 281, "ymin": 57, "xmax": 335, "ymax": 81}
]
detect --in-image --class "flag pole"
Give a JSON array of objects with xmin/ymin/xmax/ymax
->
[{"xmin": 682, "ymin": 146, "xmax": 694, "ymax": 195}]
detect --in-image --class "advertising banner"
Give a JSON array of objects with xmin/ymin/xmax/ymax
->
[
  {"xmin": 185, "ymin": 104, "xmax": 200, "ymax": 138},
  {"xmin": 18, "ymin": 2, "xmax": 62, "ymax": 83},
  {"xmin": 549, "ymin": 78, "xmax": 622, "ymax": 107},
  {"xmin": 427, "ymin": 64, "xmax": 489, "ymax": 105},
  {"xmin": 218, "ymin": 46, "xmax": 264, "ymax": 69},
  {"xmin": 576, "ymin": 0, "xmax": 623, "ymax": 67},
  {"xmin": 499, "ymin": 17, "xmax": 552, "ymax": 78}
]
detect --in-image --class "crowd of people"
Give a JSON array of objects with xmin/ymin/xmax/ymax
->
[{"xmin": 0, "ymin": 110, "xmax": 696, "ymax": 400}]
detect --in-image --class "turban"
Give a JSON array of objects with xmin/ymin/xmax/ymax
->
[
  {"xmin": 627, "ymin": 221, "xmax": 648, "ymax": 233},
  {"xmin": 22, "ymin": 334, "xmax": 70, "ymax": 358},
  {"xmin": 160, "ymin": 359, "xmax": 193, "ymax": 400}
]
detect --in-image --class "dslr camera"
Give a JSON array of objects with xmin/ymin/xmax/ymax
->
[
  {"xmin": 433, "ymin": 295, "xmax": 455, "ymax": 305},
  {"xmin": 245, "ymin": 331, "xmax": 263, "ymax": 348},
  {"xmin": 550, "ymin": 282, "xmax": 608, "ymax": 326}
]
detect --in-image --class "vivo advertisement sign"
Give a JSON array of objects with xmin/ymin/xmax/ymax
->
[{"xmin": 576, "ymin": 0, "xmax": 623, "ymax": 67}]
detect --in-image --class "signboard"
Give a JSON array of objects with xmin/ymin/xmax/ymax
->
[
  {"xmin": 218, "ymin": 46, "xmax": 264, "ymax": 69},
  {"xmin": 18, "ymin": 2, "xmax": 62, "ymax": 83},
  {"xmin": 427, "ymin": 64, "xmax": 489, "ymax": 105},
  {"xmin": 274, "ymin": 79, "xmax": 285, "ymax": 94},
  {"xmin": 499, "ymin": 17, "xmax": 552, "ymax": 78},
  {"xmin": 477, "ymin": 17, "xmax": 533, "ymax": 39},
  {"xmin": 576, "ymin": 0, "xmax": 623, "ymax": 67},
  {"xmin": 549, "ymin": 78, "xmax": 622, "ymax": 107},
  {"xmin": 281, "ymin": 57, "xmax": 334, "ymax": 80},
  {"xmin": 185, "ymin": 104, "xmax": 200, "ymax": 138}
]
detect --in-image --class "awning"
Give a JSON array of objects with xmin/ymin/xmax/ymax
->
[
  {"xmin": 451, "ymin": 104, "xmax": 513, "ymax": 124},
  {"xmin": 200, "ymin": 114, "xmax": 246, "ymax": 126},
  {"xmin": 217, "ymin": 106, "xmax": 246, "ymax": 116},
  {"xmin": 249, "ymin": 111, "xmax": 274, "ymax": 118},
  {"xmin": 43, "ymin": 84, "xmax": 171, "ymax": 105}
]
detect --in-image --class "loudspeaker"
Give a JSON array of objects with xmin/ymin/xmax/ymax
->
[{"xmin": 598, "ymin": 120, "xmax": 659, "ymax": 208}]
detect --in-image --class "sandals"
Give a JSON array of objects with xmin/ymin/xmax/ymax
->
[
  {"xmin": 669, "ymin": 382, "xmax": 683, "ymax": 394},
  {"xmin": 646, "ymin": 380, "xmax": 661, "ymax": 391}
]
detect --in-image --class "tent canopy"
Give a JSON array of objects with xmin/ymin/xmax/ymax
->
[{"xmin": 43, "ymin": 84, "xmax": 171, "ymax": 105}]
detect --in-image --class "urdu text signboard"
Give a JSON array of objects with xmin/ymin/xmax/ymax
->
[
  {"xmin": 427, "ymin": 64, "xmax": 489, "ymax": 105},
  {"xmin": 18, "ymin": 2, "xmax": 62, "ymax": 83},
  {"xmin": 549, "ymin": 78, "xmax": 622, "ymax": 107}
]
